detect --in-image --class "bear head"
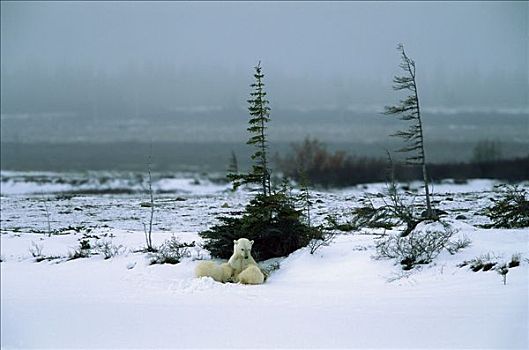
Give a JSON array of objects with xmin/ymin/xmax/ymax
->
[{"xmin": 233, "ymin": 238, "xmax": 254, "ymax": 260}]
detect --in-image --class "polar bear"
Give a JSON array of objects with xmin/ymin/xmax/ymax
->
[
  {"xmin": 229, "ymin": 238, "xmax": 265, "ymax": 285},
  {"xmin": 236, "ymin": 264, "xmax": 265, "ymax": 285},
  {"xmin": 195, "ymin": 238, "xmax": 264, "ymax": 285},
  {"xmin": 194, "ymin": 261, "xmax": 234, "ymax": 283}
]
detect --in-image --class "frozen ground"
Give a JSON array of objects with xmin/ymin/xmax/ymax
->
[{"xmin": 1, "ymin": 172, "xmax": 528, "ymax": 349}]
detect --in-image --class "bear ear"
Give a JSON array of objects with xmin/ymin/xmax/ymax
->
[
  {"xmin": 250, "ymin": 240, "xmax": 254, "ymax": 245},
  {"xmin": 233, "ymin": 240, "xmax": 238, "ymax": 244}
]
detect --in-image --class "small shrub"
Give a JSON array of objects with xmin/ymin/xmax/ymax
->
[
  {"xmin": 28, "ymin": 242, "xmax": 60, "ymax": 262},
  {"xmin": 94, "ymin": 239, "xmax": 125, "ymax": 259},
  {"xmin": 149, "ymin": 236, "xmax": 195, "ymax": 265},
  {"xmin": 352, "ymin": 176, "xmax": 424, "ymax": 237},
  {"xmin": 375, "ymin": 221, "xmax": 457, "ymax": 270},
  {"xmin": 381, "ymin": 183, "xmax": 424, "ymax": 237},
  {"xmin": 79, "ymin": 239, "xmax": 91, "ymax": 251},
  {"xmin": 445, "ymin": 236, "xmax": 472, "ymax": 255},
  {"xmin": 509, "ymin": 253, "xmax": 521, "ymax": 268},
  {"xmin": 68, "ymin": 250, "xmax": 90, "ymax": 260},
  {"xmin": 460, "ymin": 257, "xmax": 485, "ymax": 272},
  {"xmin": 323, "ymin": 213, "xmax": 356, "ymax": 232},
  {"xmin": 484, "ymin": 185, "xmax": 529, "ymax": 228},
  {"xmin": 351, "ymin": 205, "xmax": 394, "ymax": 230},
  {"xmin": 323, "ymin": 203, "xmax": 395, "ymax": 233},
  {"xmin": 308, "ymin": 230, "xmax": 338, "ymax": 255},
  {"xmin": 68, "ymin": 239, "xmax": 92, "ymax": 260},
  {"xmin": 482, "ymin": 262, "xmax": 497, "ymax": 271},
  {"xmin": 496, "ymin": 263, "xmax": 509, "ymax": 285},
  {"xmin": 460, "ymin": 252, "xmax": 522, "ymax": 285},
  {"xmin": 457, "ymin": 253, "xmax": 523, "ymax": 277}
]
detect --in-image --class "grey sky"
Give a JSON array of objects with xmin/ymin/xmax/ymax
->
[{"xmin": 1, "ymin": 1, "xmax": 527, "ymax": 113}]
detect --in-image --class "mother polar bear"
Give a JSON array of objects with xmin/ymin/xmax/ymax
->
[{"xmin": 195, "ymin": 238, "xmax": 265, "ymax": 284}]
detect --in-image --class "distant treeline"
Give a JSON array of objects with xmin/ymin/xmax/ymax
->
[
  {"xmin": 1, "ymin": 141, "xmax": 528, "ymax": 186},
  {"xmin": 276, "ymin": 138, "xmax": 529, "ymax": 187}
]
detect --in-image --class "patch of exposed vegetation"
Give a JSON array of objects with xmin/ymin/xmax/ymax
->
[
  {"xmin": 375, "ymin": 221, "xmax": 460, "ymax": 270},
  {"xmin": 483, "ymin": 185, "xmax": 529, "ymax": 228},
  {"xmin": 149, "ymin": 236, "xmax": 195, "ymax": 265},
  {"xmin": 458, "ymin": 253, "xmax": 523, "ymax": 284}
]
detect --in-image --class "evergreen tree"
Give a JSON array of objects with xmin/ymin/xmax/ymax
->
[
  {"xmin": 229, "ymin": 61, "xmax": 272, "ymax": 196},
  {"xmin": 384, "ymin": 43, "xmax": 434, "ymax": 219},
  {"xmin": 200, "ymin": 62, "xmax": 322, "ymax": 261}
]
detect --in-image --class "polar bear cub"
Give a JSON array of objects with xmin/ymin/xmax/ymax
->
[
  {"xmin": 195, "ymin": 238, "xmax": 264, "ymax": 285},
  {"xmin": 194, "ymin": 261, "xmax": 234, "ymax": 283},
  {"xmin": 237, "ymin": 264, "xmax": 264, "ymax": 285}
]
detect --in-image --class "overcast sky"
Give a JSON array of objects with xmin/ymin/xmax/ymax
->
[{"xmin": 1, "ymin": 1, "xmax": 527, "ymax": 113}]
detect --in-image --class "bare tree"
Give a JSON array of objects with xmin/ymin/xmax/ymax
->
[
  {"xmin": 143, "ymin": 144, "xmax": 155, "ymax": 252},
  {"xmin": 384, "ymin": 43, "xmax": 434, "ymax": 219},
  {"xmin": 41, "ymin": 192, "xmax": 52, "ymax": 237}
]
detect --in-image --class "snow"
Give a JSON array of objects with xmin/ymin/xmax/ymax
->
[
  {"xmin": 0, "ymin": 171, "xmax": 230, "ymax": 196},
  {"xmin": 1, "ymin": 172, "xmax": 528, "ymax": 349},
  {"xmin": 157, "ymin": 178, "xmax": 231, "ymax": 195}
]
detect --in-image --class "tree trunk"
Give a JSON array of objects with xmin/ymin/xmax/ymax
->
[
  {"xmin": 409, "ymin": 61, "xmax": 433, "ymax": 219},
  {"xmin": 260, "ymin": 114, "xmax": 268, "ymax": 197}
]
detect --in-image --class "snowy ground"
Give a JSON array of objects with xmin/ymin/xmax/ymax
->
[{"xmin": 1, "ymin": 172, "xmax": 528, "ymax": 349}]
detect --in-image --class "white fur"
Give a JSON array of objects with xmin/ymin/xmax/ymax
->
[
  {"xmin": 195, "ymin": 238, "xmax": 265, "ymax": 285},
  {"xmin": 228, "ymin": 238, "xmax": 257, "ymax": 275},
  {"xmin": 229, "ymin": 238, "xmax": 265, "ymax": 285},
  {"xmin": 195, "ymin": 261, "xmax": 234, "ymax": 283},
  {"xmin": 237, "ymin": 264, "xmax": 265, "ymax": 285}
]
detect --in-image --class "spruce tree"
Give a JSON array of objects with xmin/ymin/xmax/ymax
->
[
  {"xmin": 384, "ymin": 43, "xmax": 434, "ymax": 219},
  {"xmin": 200, "ymin": 62, "xmax": 321, "ymax": 261},
  {"xmin": 228, "ymin": 61, "xmax": 271, "ymax": 196}
]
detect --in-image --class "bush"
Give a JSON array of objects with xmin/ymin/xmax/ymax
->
[
  {"xmin": 323, "ymin": 212, "xmax": 357, "ymax": 232},
  {"xmin": 497, "ymin": 264, "xmax": 509, "ymax": 285},
  {"xmin": 509, "ymin": 253, "xmax": 521, "ymax": 268},
  {"xmin": 484, "ymin": 185, "xmax": 529, "ymax": 228},
  {"xmin": 445, "ymin": 236, "xmax": 472, "ymax": 255},
  {"xmin": 200, "ymin": 193, "xmax": 322, "ymax": 261},
  {"xmin": 350, "ymin": 205, "xmax": 396, "ymax": 230},
  {"xmin": 150, "ymin": 236, "xmax": 195, "ymax": 265},
  {"xmin": 29, "ymin": 241, "xmax": 62, "ymax": 262},
  {"xmin": 459, "ymin": 253, "xmax": 522, "ymax": 284},
  {"xmin": 308, "ymin": 230, "xmax": 338, "ymax": 255},
  {"xmin": 67, "ymin": 239, "xmax": 92, "ymax": 260},
  {"xmin": 340, "ymin": 181, "xmax": 423, "ymax": 236},
  {"xmin": 375, "ymin": 221, "xmax": 458, "ymax": 270},
  {"xmin": 94, "ymin": 239, "xmax": 125, "ymax": 259},
  {"xmin": 458, "ymin": 253, "xmax": 500, "ymax": 272}
]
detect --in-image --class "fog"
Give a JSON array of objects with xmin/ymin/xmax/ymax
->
[{"xmin": 2, "ymin": 1, "xmax": 527, "ymax": 114}]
